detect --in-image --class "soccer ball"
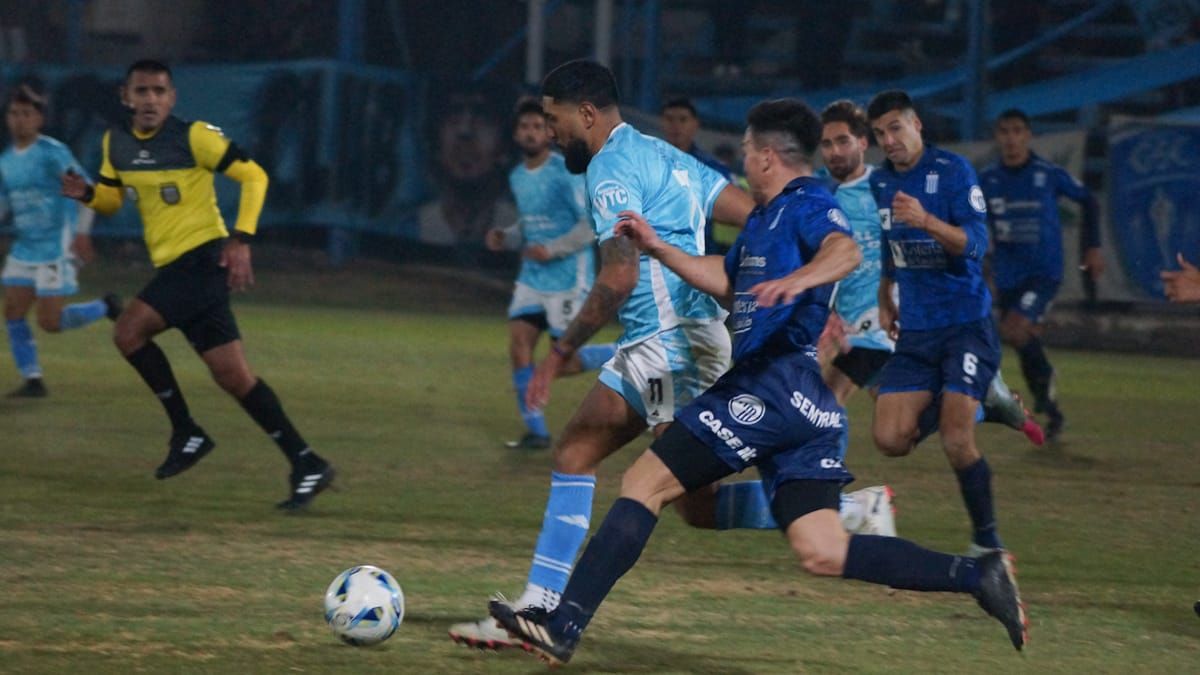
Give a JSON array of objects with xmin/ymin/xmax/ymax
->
[{"xmin": 324, "ymin": 565, "xmax": 405, "ymax": 646}]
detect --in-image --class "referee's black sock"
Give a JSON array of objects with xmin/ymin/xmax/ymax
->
[
  {"xmin": 239, "ymin": 378, "xmax": 318, "ymax": 467},
  {"xmin": 126, "ymin": 342, "xmax": 194, "ymax": 431}
]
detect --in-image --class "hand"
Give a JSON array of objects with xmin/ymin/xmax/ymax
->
[
  {"xmin": 220, "ymin": 238, "xmax": 255, "ymax": 292},
  {"xmin": 1081, "ymin": 246, "xmax": 1105, "ymax": 281},
  {"xmin": 1161, "ymin": 252, "xmax": 1200, "ymax": 303},
  {"xmin": 525, "ymin": 350, "xmax": 566, "ymax": 411},
  {"xmin": 748, "ymin": 274, "xmax": 808, "ymax": 307},
  {"xmin": 61, "ymin": 170, "xmax": 90, "ymax": 201},
  {"xmin": 484, "ymin": 227, "xmax": 506, "ymax": 252},
  {"xmin": 523, "ymin": 244, "xmax": 552, "ymax": 262},
  {"xmin": 70, "ymin": 234, "xmax": 96, "ymax": 264},
  {"xmin": 817, "ymin": 313, "xmax": 850, "ymax": 361},
  {"xmin": 891, "ymin": 191, "xmax": 929, "ymax": 230},
  {"xmin": 614, "ymin": 211, "xmax": 662, "ymax": 255}
]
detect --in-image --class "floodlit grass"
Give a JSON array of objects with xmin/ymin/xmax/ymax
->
[{"xmin": 0, "ymin": 258, "xmax": 1197, "ymax": 673}]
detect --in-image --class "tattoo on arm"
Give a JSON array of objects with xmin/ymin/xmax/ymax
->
[{"xmin": 558, "ymin": 237, "xmax": 638, "ymax": 352}]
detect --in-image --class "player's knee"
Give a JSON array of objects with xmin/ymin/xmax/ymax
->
[
  {"xmin": 790, "ymin": 538, "xmax": 845, "ymax": 577},
  {"xmin": 36, "ymin": 314, "xmax": 61, "ymax": 333},
  {"xmin": 873, "ymin": 427, "xmax": 913, "ymax": 457},
  {"xmin": 112, "ymin": 323, "xmax": 144, "ymax": 355},
  {"xmin": 551, "ymin": 444, "xmax": 595, "ymax": 475},
  {"xmin": 940, "ymin": 432, "xmax": 979, "ymax": 467}
]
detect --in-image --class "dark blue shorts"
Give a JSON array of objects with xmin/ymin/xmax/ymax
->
[
  {"xmin": 667, "ymin": 351, "xmax": 853, "ymax": 500},
  {"xmin": 997, "ymin": 277, "xmax": 1061, "ymax": 324},
  {"xmin": 876, "ymin": 317, "xmax": 1000, "ymax": 401}
]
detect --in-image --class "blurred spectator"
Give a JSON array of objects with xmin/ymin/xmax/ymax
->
[{"xmin": 417, "ymin": 86, "xmax": 516, "ymax": 249}]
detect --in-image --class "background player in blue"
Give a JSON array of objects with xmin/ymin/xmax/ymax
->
[
  {"xmin": 981, "ymin": 108, "xmax": 1104, "ymax": 441},
  {"xmin": 484, "ymin": 98, "xmax": 616, "ymax": 450},
  {"xmin": 449, "ymin": 60, "xmax": 754, "ymax": 650},
  {"xmin": 0, "ymin": 84, "xmax": 119, "ymax": 398},
  {"xmin": 867, "ymin": 90, "xmax": 1011, "ymax": 557},
  {"xmin": 489, "ymin": 99, "xmax": 1027, "ymax": 665}
]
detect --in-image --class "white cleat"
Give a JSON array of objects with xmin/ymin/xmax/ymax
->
[
  {"xmin": 448, "ymin": 616, "xmax": 531, "ymax": 651},
  {"xmin": 846, "ymin": 485, "xmax": 897, "ymax": 537}
]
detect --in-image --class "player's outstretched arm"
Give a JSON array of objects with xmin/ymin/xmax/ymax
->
[
  {"xmin": 525, "ymin": 235, "xmax": 639, "ymax": 410},
  {"xmin": 711, "ymin": 182, "xmax": 755, "ymax": 228},
  {"xmin": 751, "ymin": 232, "xmax": 861, "ymax": 307},
  {"xmin": 616, "ymin": 210, "xmax": 732, "ymax": 305}
]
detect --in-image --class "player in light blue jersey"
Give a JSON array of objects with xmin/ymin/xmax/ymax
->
[
  {"xmin": 489, "ymin": 99, "xmax": 1027, "ymax": 664},
  {"xmin": 484, "ymin": 99, "xmax": 616, "ymax": 450},
  {"xmin": 450, "ymin": 60, "xmax": 755, "ymax": 650},
  {"xmin": 1, "ymin": 85, "xmax": 119, "ymax": 398}
]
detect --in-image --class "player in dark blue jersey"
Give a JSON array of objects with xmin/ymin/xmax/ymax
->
[
  {"xmin": 980, "ymin": 109, "xmax": 1103, "ymax": 441},
  {"xmin": 867, "ymin": 91, "xmax": 1012, "ymax": 557},
  {"xmin": 489, "ymin": 99, "xmax": 1027, "ymax": 665}
]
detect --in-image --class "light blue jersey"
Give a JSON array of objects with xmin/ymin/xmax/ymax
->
[
  {"xmin": 0, "ymin": 135, "xmax": 87, "ymax": 263},
  {"xmin": 587, "ymin": 123, "xmax": 728, "ymax": 346},
  {"xmin": 509, "ymin": 153, "xmax": 593, "ymax": 292},
  {"xmin": 817, "ymin": 166, "xmax": 894, "ymax": 352}
]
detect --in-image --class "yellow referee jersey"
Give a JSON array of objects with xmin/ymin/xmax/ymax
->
[{"xmin": 87, "ymin": 116, "xmax": 268, "ymax": 267}]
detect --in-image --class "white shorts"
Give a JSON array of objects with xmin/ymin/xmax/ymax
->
[
  {"xmin": 507, "ymin": 283, "xmax": 588, "ymax": 336},
  {"xmin": 1, "ymin": 255, "xmax": 79, "ymax": 296},
  {"xmin": 599, "ymin": 321, "xmax": 732, "ymax": 427}
]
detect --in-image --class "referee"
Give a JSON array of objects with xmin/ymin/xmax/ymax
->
[{"xmin": 62, "ymin": 59, "xmax": 334, "ymax": 510}]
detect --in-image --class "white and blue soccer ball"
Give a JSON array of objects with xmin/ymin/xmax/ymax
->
[{"xmin": 324, "ymin": 565, "xmax": 405, "ymax": 646}]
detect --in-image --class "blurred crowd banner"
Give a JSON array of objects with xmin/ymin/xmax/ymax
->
[
  {"xmin": 1, "ymin": 61, "xmax": 428, "ymax": 240},
  {"xmin": 1109, "ymin": 118, "xmax": 1200, "ymax": 299}
]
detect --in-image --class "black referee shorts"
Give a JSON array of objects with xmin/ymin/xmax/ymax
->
[{"xmin": 138, "ymin": 239, "xmax": 240, "ymax": 353}]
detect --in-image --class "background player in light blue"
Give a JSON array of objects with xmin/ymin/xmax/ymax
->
[
  {"xmin": 0, "ymin": 85, "xmax": 118, "ymax": 398},
  {"xmin": 485, "ymin": 98, "xmax": 615, "ymax": 450},
  {"xmin": 489, "ymin": 98, "xmax": 1027, "ymax": 665},
  {"xmin": 867, "ymin": 90, "xmax": 1012, "ymax": 557},
  {"xmin": 981, "ymin": 108, "xmax": 1104, "ymax": 441},
  {"xmin": 450, "ymin": 60, "xmax": 754, "ymax": 650}
]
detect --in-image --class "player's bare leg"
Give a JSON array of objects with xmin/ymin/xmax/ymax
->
[
  {"xmin": 1000, "ymin": 310, "xmax": 1063, "ymax": 440},
  {"xmin": 872, "ymin": 390, "xmax": 934, "ymax": 457},
  {"xmin": 941, "ymin": 392, "xmax": 1004, "ymax": 552}
]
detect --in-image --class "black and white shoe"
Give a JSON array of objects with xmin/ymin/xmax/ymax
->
[
  {"xmin": 973, "ymin": 551, "xmax": 1029, "ymax": 651},
  {"xmin": 277, "ymin": 461, "xmax": 336, "ymax": 511},
  {"xmin": 155, "ymin": 426, "xmax": 216, "ymax": 479},
  {"xmin": 488, "ymin": 599, "xmax": 578, "ymax": 665},
  {"xmin": 7, "ymin": 378, "xmax": 48, "ymax": 398}
]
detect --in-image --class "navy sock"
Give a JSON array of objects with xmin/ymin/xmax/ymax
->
[
  {"xmin": 956, "ymin": 457, "xmax": 1002, "ymax": 549},
  {"xmin": 125, "ymin": 342, "xmax": 192, "ymax": 431},
  {"xmin": 550, "ymin": 498, "xmax": 658, "ymax": 640},
  {"xmin": 1018, "ymin": 339, "xmax": 1057, "ymax": 413},
  {"xmin": 239, "ymin": 378, "xmax": 317, "ymax": 466},
  {"xmin": 842, "ymin": 534, "xmax": 981, "ymax": 593}
]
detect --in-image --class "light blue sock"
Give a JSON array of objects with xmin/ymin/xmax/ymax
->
[
  {"xmin": 716, "ymin": 481, "xmax": 778, "ymax": 529},
  {"xmin": 974, "ymin": 403, "xmax": 985, "ymax": 424},
  {"xmin": 577, "ymin": 343, "xmax": 616, "ymax": 371},
  {"xmin": 60, "ymin": 299, "xmax": 107, "ymax": 330},
  {"xmin": 5, "ymin": 318, "xmax": 41, "ymax": 379},
  {"xmin": 513, "ymin": 365, "xmax": 549, "ymax": 437},
  {"xmin": 527, "ymin": 471, "xmax": 596, "ymax": 593}
]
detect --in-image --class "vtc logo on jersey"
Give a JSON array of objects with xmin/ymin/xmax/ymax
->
[
  {"xmin": 728, "ymin": 394, "xmax": 766, "ymax": 425},
  {"xmin": 592, "ymin": 180, "xmax": 629, "ymax": 218}
]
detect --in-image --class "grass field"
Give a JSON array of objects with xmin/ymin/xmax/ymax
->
[{"xmin": 1, "ymin": 257, "xmax": 1197, "ymax": 673}]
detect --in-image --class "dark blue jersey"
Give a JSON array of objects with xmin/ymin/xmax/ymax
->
[
  {"xmin": 871, "ymin": 145, "xmax": 991, "ymax": 330},
  {"xmin": 980, "ymin": 153, "xmax": 1100, "ymax": 289},
  {"xmin": 724, "ymin": 176, "xmax": 851, "ymax": 362}
]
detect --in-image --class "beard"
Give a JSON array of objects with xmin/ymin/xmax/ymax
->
[
  {"xmin": 827, "ymin": 158, "xmax": 858, "ymax": 182},
  {"xmin": 562, "ymin": 138, "xmax": 593, "ymax": 174}
]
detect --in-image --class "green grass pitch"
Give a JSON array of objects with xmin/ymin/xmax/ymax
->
[{"xmin": 0, "ymin": 260, "xmax": 1197, "ymax": 673}]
